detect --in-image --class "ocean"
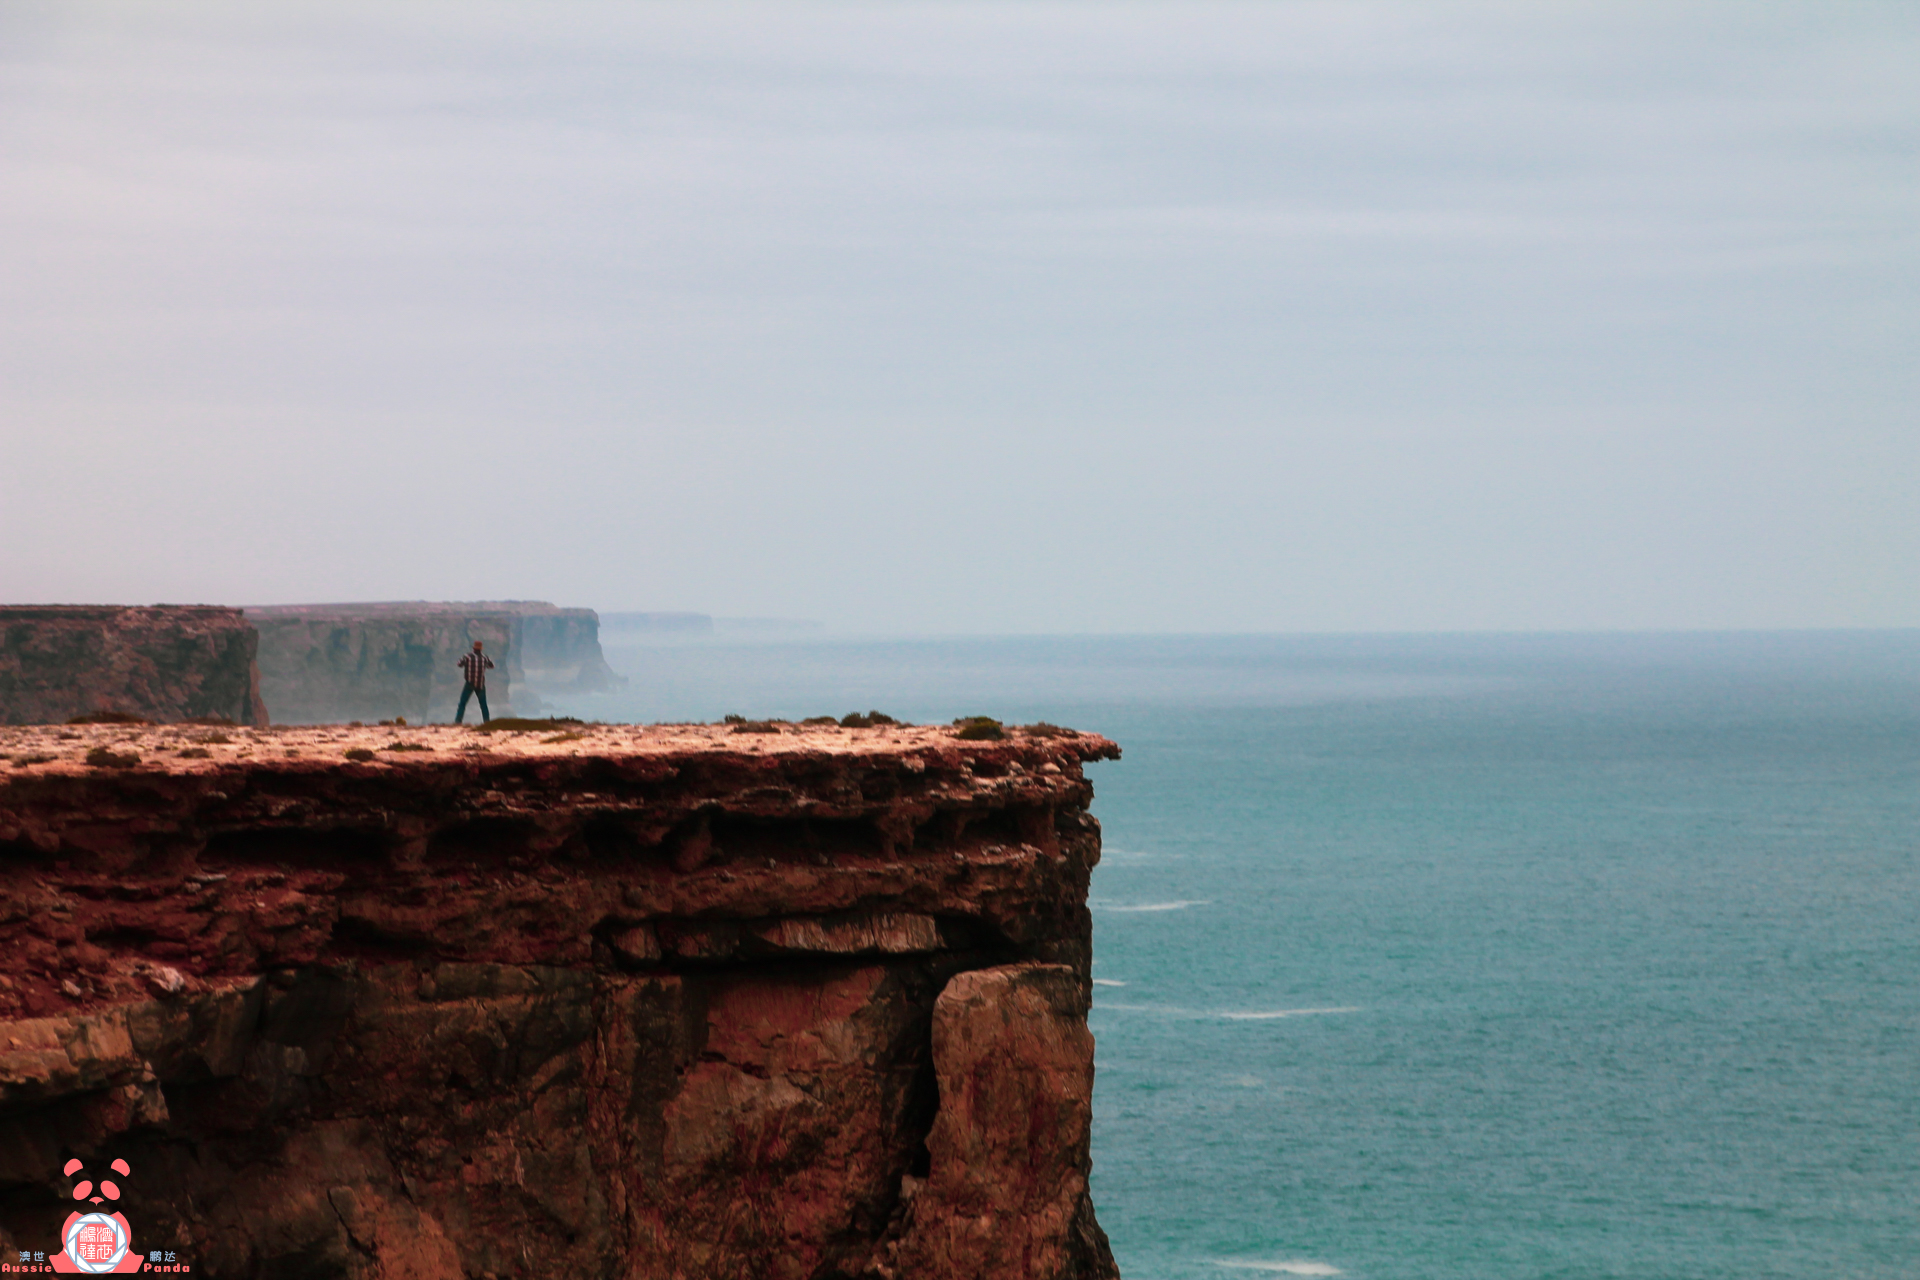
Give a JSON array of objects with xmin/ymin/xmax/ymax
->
[{"xmin": 543, "ymin": 632, "xmax": 1920, "ymax": 1280}]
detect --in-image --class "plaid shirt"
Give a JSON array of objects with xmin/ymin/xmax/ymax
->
[{"xmin": 458, "ymin": 650, "xmax": 495, "ymax": 689}]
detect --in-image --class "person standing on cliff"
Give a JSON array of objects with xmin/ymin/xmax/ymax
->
[{"xmin": 455, "ymin": 640, "xmax": 495, "ymax": 724}]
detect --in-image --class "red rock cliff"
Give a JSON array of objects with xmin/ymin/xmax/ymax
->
[
  {"xmin": 0, "ymin": 606, "xmax": 266, "ymax": 727},
  {"xmin": 0, "ymin": 720, "xmax": 1121, "ymax": 1280}
]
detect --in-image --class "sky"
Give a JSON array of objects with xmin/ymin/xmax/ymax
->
[{"xmin": 1, "ymin": 1, "xmax": 1915, "ymax": 633}]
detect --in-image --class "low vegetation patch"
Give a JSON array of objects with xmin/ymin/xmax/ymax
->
[
  {"xmin": 1017, "ymin": 722, "xmax": 1075, "ymax": 738},
  {"xmin": 729, "ymin": 720, "xmax": 783, "ymax": 734},
  {"xmin": 177, "ymin": 747, "xmax": 212, "ymax": 759},
  {"xmin": 382, "ymin": 742, "xmax": 434, "ymax": 752},
  {"xmin": 84, "ymin": 746, "xmax": 141, "ymax": 767},
  {"xmin": 343, "ymin": 747, "xmax": 376, "ymax": 762},
  {"xmin": 476, "ymin": 716, "xmax": 584, "ymax": 733},
  {"xmin": 9, "ymin": 753, "xmax": 55, "ymax": 767},
  {"xmin": 952, "ymin": 716, "xmax": 1006, "ymax": 741},
  {"xmin": 839, "ymin": 710, "xmax": 901, "ymax": 728},
  {"xmin": 800, "ymin": 716, "xmax": 839, "ymax": 726}
]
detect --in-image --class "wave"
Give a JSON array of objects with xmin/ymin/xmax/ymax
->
[
  {"xmin": 1091, "ymin": 978, "xmax": 1128, "ymax": 987},
  {"xmin": 1092, "ymin": 1003, "xmax": 1359, "ymax": 1021},
  {"xmin": 1212, "ymin": 1262, "xmax": 1343, "ymax": 1276},
  {"xmin": 1091, "ymin": 899, "xmax": 1210, "ymax": 912}
]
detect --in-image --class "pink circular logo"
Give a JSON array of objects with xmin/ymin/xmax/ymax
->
[{"xmin": 64, "ymin": 1213, "xmax": 129, "ymax": 1274}]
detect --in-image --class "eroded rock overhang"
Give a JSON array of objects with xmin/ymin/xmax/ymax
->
[{"xmin": 0, "ymin": 721, "xmax": 1123, "ymax": 1280}]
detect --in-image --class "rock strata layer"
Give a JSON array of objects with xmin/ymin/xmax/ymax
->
[
  {"xmin": 0, "ymin": 606, "xmax": 266, "ymax": 727},
  {"xmin": 0, "ymin": 721, "xmax": 1121, "ymax": 1280}
]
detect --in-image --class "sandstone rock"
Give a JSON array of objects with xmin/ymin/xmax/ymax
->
[
  {"xmin": 754, "ymin": 911, "xmax": 945, "ymax": 955},
  {"xmin": 873, "ymin": 964, "xmax": 1116, "ymax": 1280},
  {"xmin": 0, "ymin": 723, "xmax": 1121, "ymax": 1279}
]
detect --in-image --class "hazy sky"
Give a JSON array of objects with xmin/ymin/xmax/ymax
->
[{"xmin": 2, "ymin": 2, "xmax": 1914, "ymax": 632}]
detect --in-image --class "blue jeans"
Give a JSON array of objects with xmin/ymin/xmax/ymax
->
[{"xmin": 455, "ymin": 683, "xmax": 490, "ymax": 724}]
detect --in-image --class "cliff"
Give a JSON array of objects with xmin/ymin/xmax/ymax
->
[
  {"xmin": 0, "ymin": 719, "xmax": 1122, "ymax": 1280},
  {"xmin": 247, "ymin": 603, "xmax": 624, "ymax": 725},
  {"xmin": 494, "ymin": 604, "xmax": 625, "ymax": 694},
  {"xmin": 0, "ymin": 606, "xmax": 266, "ymax": 727},
  {"xmin": 246, "ymin": 605, "xmax": 518, "ymax": 725}
]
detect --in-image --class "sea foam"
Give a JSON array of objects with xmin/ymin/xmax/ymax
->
[
  {"xmin": 1212, "ymin": 1261, "xmax": 1343, "ymax": 1276},
  {"xmin": 1089, "ymin": 1003, "xmax": 1358, "ymax": 1022},
  {"xmin": 1092, "ymin": 899, "xmax": 1211, "ymax": 912}
]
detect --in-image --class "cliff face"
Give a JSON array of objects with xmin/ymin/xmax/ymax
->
[
  {"xmin": 246, "ymin": 606, "xmax": 517, "ymax": 725},
  {"xmin": 0, "ymin": 721, "xmax": 1121, "ymax": 1280},
  {"xmin": 497, "ymin": 605, "xmax": 625, "ymax": 694},
  {"xmin": 247, "ymin": 602, "xmax": 624, "ymax": 725},
  {"xmin": 0, "ymin": 606, "xmax": 266, "ymax": 727}
]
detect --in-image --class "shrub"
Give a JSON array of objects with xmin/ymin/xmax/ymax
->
[
  {"xmin": 952, "ymin": 716, "xmax": 1005, "ymax": 741},
  {"xmin": 476, "ymin": 716, "xmax": 584, "ymax": 734},
  {"xmin": 84, "ymin": 746, "xmax": 141, "ymax": 767},
  {"xmin": 68, "ymin": 711, "xmax": 148, "ymax": 725},
  {"xmin": 840, "ymin": 711, "xmax": 900, "ymax": 729},
  {"xmin": 730, "ymin": 720, "xmax": 782, "ymax": 735},
  {"xmin": 344, "ymin": 747, "xmax": 376, "ymax": 762}
]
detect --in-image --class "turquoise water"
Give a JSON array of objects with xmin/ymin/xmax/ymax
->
[{"xmin": 550, "ymin": 633, "xmax": 1920, "ymax": 1279}]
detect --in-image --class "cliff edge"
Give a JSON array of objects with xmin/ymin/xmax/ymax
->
[{"xmin": 0, "ymin": 720, "xmax": 1121, "ymax": 1280}]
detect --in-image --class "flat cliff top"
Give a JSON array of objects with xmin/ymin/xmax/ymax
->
[
  {"xmin": 244, "ymin": 599, "xmax": 588, "ymax": 618},
  {"xmin": 0, "ymin": 719, "xmax": 1117, "ymax": 779},
  {"xmin": 0, "ymin": 603, "xmax": 248, "ymax": 620}
]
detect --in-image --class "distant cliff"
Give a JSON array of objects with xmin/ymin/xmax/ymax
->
[
  {"xmin": 0, "ymin": 605, "xmax": 265, "ymax": 725},
  {"xmin": 0, "ymin": 719, "xmax": 1122, "ymax": 1279},
  {"xmin": 246, "ymin": 604, "xmax": 516, "ymax": 724},
  {"xmin": 498, "ymin": 602, "xmax": 626, "ymax": 693},
  {"xmin": 246, "ymin": 601, "xmax": 624, "ymax": 724}
]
